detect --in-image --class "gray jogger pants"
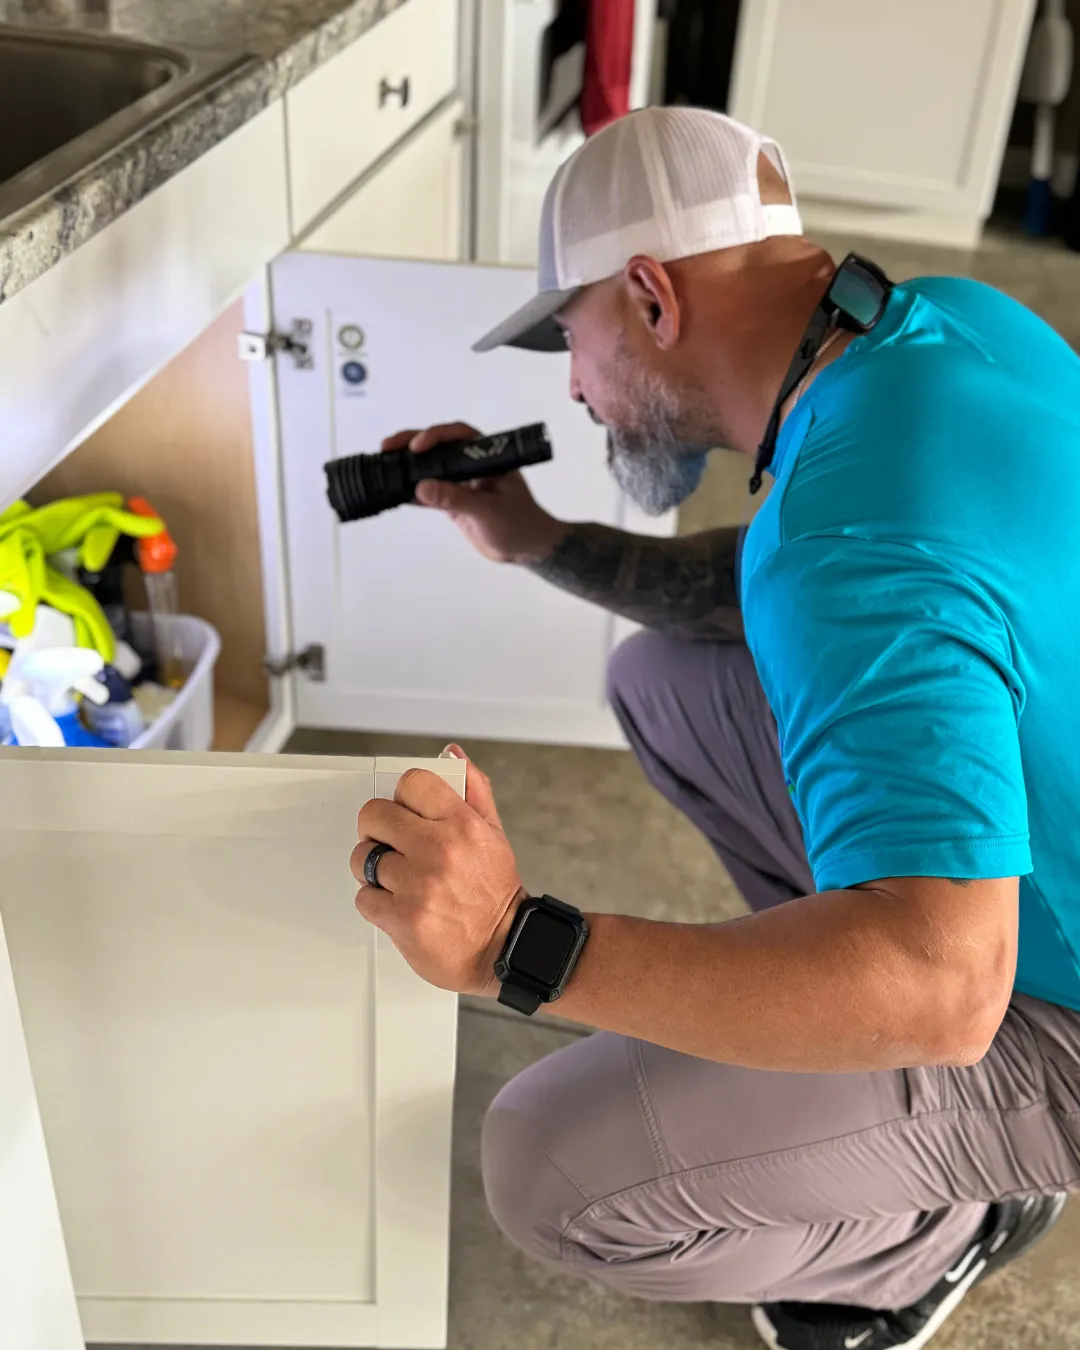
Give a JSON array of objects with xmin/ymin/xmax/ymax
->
[{"xmin": 480, "ymin": 632, "xmax": 1080, "ymax": 1308}]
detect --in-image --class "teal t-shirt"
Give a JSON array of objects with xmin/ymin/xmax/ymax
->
[{"xmin": 741, "ymin": 275, "xmax": 1080, "ymax": 1011}]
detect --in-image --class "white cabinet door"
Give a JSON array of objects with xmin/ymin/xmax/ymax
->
[
  {"xmin": 730, "ymin": 0, "xmax": 1036, "ymax": 216},
  {"xmin": 0, "ymin": 915, "xmax": 84, "ymax": 1350},
  {"xmin": 271, "ymin": 251, "xmax": 676, "ymax": 748},
  {"xmin": 0, "ymin": 748, "xmax": 463, "ymax": 1349},
  {"xmin": 300, "ymin": 100, "xmax": 467, "ymax": 262}
]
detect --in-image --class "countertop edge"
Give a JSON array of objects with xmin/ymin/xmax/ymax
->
[{"xmin": 0, "ymin": 0, "xmax": 409, "ymax": 307}]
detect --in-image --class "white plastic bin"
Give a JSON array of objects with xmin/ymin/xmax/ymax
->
[{"xmin": 128, "ymin": 614, "xmax": 221, "ymax": 752}]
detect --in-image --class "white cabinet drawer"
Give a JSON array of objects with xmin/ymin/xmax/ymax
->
[
  {"xmin": 299, "ymin": 99, "xmax": 466, "ymax": 261},
  {"xmin": 286, "ymin": 0, "xmax": 459, "ymax": 235}
]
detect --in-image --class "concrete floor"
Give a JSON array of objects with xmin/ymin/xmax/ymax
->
[{"xmin": 286, "ymin": 228, "xmax": 1080, "ymax": 1350}]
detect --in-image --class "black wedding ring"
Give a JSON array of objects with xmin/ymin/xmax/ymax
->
[{"xmin": 363, "ymin": 841, "xmax": 396, "ymax": 889}]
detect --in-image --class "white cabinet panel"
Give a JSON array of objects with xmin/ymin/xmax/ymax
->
[
  {"xmin": 286, "ymin": 0, "xmax": 458, "ymax": 235},
  {"xmin": 271, "ymin": 252, "xmax": 676, "ymax": 748},
  {"xmin": 0, "ymin": 915, "xmax": 84, "ymax": 1350},
  {"xmin": 0, "ymin": 749, "xmax": 462, "ymax": 1348},
  {"xmin": 730, "ymin": 0, "xmax": 1035, "ymax": 216},
  {"xmin": 0, "ymin": 103, "xmax": 290, "ymax": 516},
  {"xmin": 300, "ymin": 101, "xmax": 466, "ymax": 262}
]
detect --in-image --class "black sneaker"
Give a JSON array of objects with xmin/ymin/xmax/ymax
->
[{"xmin": 750, "ymin": 1191, "xmax": 1067, "ymax": 1350}]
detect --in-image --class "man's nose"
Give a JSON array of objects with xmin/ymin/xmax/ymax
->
[{"xmin": 569, "ymin": 363, "xmax": 584, "ymax": 404}]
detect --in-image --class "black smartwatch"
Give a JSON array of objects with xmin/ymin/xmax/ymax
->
[{"xmin": 494, "ymin": 895, "xmax": 589, "ymax": 1016}]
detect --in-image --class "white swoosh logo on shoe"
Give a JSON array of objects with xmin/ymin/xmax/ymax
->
[
  {"xmin": 844, "ymin": 1332, "xmax": 873, "ymax": 1349},
  {"xmin": 944, "ymin": 1244, "xmax": 982, "ymax": 1283}
]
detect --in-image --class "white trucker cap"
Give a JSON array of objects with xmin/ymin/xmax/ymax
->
[{"xmin": 473, "ymin": 106, "xmax": 802, "ymax": 354}]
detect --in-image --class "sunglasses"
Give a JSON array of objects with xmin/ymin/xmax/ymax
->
[{"xmin": 827, "ymin": 253, "xmax": 893, "ymax": 332}]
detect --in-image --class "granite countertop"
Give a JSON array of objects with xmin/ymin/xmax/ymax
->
[{"xmin": 0, "ymin": 0, "xmax": 412, "ymax": 305}]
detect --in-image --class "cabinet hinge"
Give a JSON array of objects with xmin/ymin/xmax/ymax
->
[
  {"xmin": 453, "ymin": 115, "xmax": 480, "ymax": 138},
  {"xmin": 238, "ymin": 319, "xmax": 314, "ymax": 370},
  {"xmin": 262, "ymin": 644, "xmax": 325, "ymax": 682}
]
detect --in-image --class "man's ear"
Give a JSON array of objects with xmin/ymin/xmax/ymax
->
[{"xmin": 623, "ymin": 256, "xmax": 680, "ymax": 350}]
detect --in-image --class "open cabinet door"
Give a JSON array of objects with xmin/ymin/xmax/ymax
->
[
  {"xmin": 271, "ymin": 252, "xmax": 675, "ymax": 748},
  {"xmin": 0, "ymin": 748, "xmax": 463, "ymax": 1349},
  {"xmin": 0, "ymin": 917, "xmax": 84, "ymax": 1350}
]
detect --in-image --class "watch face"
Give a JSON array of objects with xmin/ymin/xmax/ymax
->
[{"xmin": 509, "ymin": 909, "xmax": 576, "ymax": 986}]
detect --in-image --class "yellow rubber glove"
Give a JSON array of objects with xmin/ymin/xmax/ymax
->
[
  {"xmin": 0, "ymin": 493, "xmax": 164, "ymax": 572},
  {"xmin": 0, "ymin": 494, "xmax": 168, "ymax": 661},
  {"xmin": 0, "ymin": 529, "xmax": 115, "ymax": 659}
]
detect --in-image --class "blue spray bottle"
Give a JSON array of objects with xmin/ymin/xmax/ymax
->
[{"xmin": 2, "ymin": 647, "xmax": 112, "ymax": 748}]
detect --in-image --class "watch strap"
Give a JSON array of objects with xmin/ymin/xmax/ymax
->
[
  {"xmin": 541, "ymin": 894, "xmax": 583, "ymax": 919},
  {"xmin": 497, "ymin": 979, "xmax": 543, "ymax": 1016}
]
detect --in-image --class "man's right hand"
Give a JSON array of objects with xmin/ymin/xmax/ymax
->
[{"xmin": 381, "ymin": 422, "xmax": 568, "ymax": 565}]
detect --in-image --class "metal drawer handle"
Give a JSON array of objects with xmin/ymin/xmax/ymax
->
[{"xmin": 378, "ymin": 76, "xmax": 411, "ymax": 108}]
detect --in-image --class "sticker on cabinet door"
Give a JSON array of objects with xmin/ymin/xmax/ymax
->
[
  {"xmin": 341, "ymin": 360, "xmax": 368, "ymax": 388},
  {"xmin": 337, "ymin": 323, "xmax": 365, "ymax": 351},
  {"xmin": 335, "ymin": 322, "xmax": 369, "ymax": 395}
]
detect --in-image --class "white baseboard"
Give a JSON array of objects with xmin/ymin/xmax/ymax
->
[{"xmin": 799, "ymin": 197, "xmax": 984, "ymax": 250}]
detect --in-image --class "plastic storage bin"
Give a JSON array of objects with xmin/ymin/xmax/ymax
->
[{"xmin": 128, "ymin": 614, "xmax": 221, "ymax": 752}]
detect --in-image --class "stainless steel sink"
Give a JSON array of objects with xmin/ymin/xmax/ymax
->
[{"xmin": 0, "ymin": 27, "xmax": 255, "ymax": 222}]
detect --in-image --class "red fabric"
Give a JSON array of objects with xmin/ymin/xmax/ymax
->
[{"xmin": 580, "ymin": 0, "xmax": 635, "ymax": 137}]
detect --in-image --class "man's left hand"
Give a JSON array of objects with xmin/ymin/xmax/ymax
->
[{"xmin": 351, "ymin": 747, "xmax": 524, "ymax": 996}]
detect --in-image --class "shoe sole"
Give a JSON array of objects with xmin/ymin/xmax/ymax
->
[
  {"xmin": 978, "ymin": 1191, "xmax": 1068, "ymax": 1285},
  {"xmin": 750, "ymin": 1256, "xmax": 988, "ymax": 1350}
]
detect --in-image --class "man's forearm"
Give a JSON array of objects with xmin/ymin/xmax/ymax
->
[
  {"xmin": 529, "ymin": 885, "xmax": 1012, "ymax": 1072},
  {"xmin": 527, "ymin": 523, "xmax": 744, "ymax": 641}
]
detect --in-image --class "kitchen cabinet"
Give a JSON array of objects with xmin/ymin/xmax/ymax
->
[
  {"xmin": 4, "ymin": 84, "xmax": 667, "ymax": 1348},
  {"xmin": 728, "ymin": 0, "xmax": 1037, "ymax": 246},
  {"xmin": 0, "ymin": 6, "xmax": 671, "ymax": 1348},
  {"xmin": 0, "ymin": 749, "xmax": 464, "ymax": 1349},
  {"xmin": 11, "ymin": 7, "xmax": 672, "ymax": 757}
]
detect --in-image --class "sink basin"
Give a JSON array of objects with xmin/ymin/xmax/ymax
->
[{"xmin": 0, "ymin": 28, "xmax": 255, "ymax": 223}]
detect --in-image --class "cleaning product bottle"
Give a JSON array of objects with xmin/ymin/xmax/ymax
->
[
  {"xmin": 1, "ymin": 647, "xmax": 111, "ymax": 748},
  {"xmin": 83, "ymin": 664, "xmax": 147, "ymax": 748},
  {"xmin": 128, "ymin": 497, "xmax": 187, "ymax": 689}
]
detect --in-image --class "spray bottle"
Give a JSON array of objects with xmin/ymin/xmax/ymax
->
[
  {"xmin": 0, "ymin": 647, "xmax": 111, "ymax": 748},
  {"xmin": 128, "ymin": 497, "xmax": 187, "ymax": 689}
]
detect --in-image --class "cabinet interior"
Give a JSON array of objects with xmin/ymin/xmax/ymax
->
[{"xmin": 31, "ymin": 303, "xmax": 269, "ymax": 752}]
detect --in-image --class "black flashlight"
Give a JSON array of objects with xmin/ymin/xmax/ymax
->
[{"xmin": 325, "ymin": 423, "xmax": 554, "ymax": 523}]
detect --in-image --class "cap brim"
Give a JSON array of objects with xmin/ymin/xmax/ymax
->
[{"xmin": 472, "ymin": 287, "xmax": 580, "ymax": 353}]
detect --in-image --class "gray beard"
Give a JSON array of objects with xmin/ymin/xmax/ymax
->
[{"xmin": 607, "ymin": 434, "xmax": 709, "ymax": 516}]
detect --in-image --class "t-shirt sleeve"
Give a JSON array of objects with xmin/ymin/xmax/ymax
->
[{"xmin": 746, "ymin": 534, "xmax": 1032, "ymax": 891}]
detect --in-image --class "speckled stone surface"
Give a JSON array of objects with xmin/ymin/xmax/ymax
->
[{"xmin": 0, "ymin": 0, "xmax": 412, "ymax": 304}]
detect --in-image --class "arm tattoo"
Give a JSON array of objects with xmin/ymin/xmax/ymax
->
[{"xmin": 527, "ymin": 523, "xmax": 745, "ymax": 641}]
